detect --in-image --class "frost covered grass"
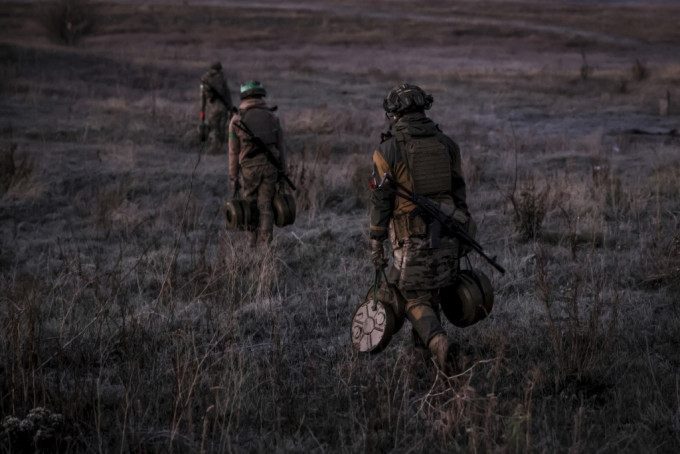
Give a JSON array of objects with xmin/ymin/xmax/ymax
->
[{"xmin": 1, "ymin": 1, "xmax": 679, "ymax": 452}]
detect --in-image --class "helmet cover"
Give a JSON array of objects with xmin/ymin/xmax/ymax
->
[
  {"xmin": 240, "ymin": 79, "xmax": 267, "ymax": 99},
  {"xmin": 383, "ymin": 83, "xmax": 433, "ymax": 116}
]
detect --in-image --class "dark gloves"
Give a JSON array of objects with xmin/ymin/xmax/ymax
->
[
  {"xmin": 230, "ymin": 179, "xmax": 241, "ymax": 197},
  {"xmin": 452, "ymin": 208, "xmax": 469, "ymax": 225},
  {"xmin": 370, "ymin": 239, "xmax": 387, "ymax": 270}
]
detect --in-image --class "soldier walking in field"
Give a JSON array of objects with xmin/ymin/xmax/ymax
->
[
  {"xmin": 229, "ymin": 80, "xmax": 285, "ymax": 247},
  {"xmin": 369, "ymin": 83, "xmax": 470, "ymax": 372},
  {"xmin": 200, "ymin": 61, "xmax": 234, "ymax": 154}
]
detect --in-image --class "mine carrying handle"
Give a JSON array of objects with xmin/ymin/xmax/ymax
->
[
  {"xmin": 372, "ymin": 267, "xmax": 391, "ymax": 311},
  {"xmin": 377, "ymin": 173, "xmax": 506, "ymax": 274},
  {"xmin": 233, "ymin": 120, "xmax": 297, "ymax": 191}
]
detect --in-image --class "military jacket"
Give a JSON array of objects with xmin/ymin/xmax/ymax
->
[
  {"xmin": 201, "ymin": 69, "xmax": 233, "ymax": 111},
  {"xmin": 369, "ymin": 112, "xmax": 468, "ymax": 290},
  {"xmin": 370, "ymin": 112, "xmax": 467, "ymax": 241},
  {"xmin": 229, "ymin": 98, "xmax": 284, "ymax": 180}
]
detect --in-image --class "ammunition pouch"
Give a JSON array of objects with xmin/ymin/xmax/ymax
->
[{"xmin": 393, "ymin": 212, "xmax": 428, "ymax": 240}]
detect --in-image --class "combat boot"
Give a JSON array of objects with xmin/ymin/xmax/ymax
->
[
  {"xmin": 428, "ymin": 333, "xmax": 459, "ymax": 374},
  {"xmin": 411, "ymin": 328, "xmax": 431, "ymax": 362},
  {"xmin": 246, "ymin": 231, "xmax": 257, "ymax": 248}
]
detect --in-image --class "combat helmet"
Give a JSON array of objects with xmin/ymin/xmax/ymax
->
[
  {"xmin": 210, "ymin": 61, "xmax": 222, "ymax": 71},
  {"xmin": 240, "ymin": 79, "xmax": 267, "ymax": 99},
  {"xmin": 383, "ymin": 83, "xmax": 433, "ymax": 117}
]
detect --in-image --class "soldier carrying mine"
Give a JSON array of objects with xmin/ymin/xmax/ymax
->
[
  {"xmin": 369, "ymin": 83, "xmax": 471, "ymax": 372},
  {"xmin": 228, "ymin": 80, "xmax": 285, "ymax": 247},
  {"xmin": 199, "ymin": 61, "xmax": 234, "ymax": 154}
]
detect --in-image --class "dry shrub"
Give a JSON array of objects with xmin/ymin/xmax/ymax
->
[
  {"xmin": 632, "ymin": 58, "xmax": 649, "ymax": 81},
  {"xmin": 597, "ymin": 173, "xmax": 626, "ymax": 221},
  {"xmin": 461, "ymin": 148, "xmax": 487, "ymax": 189},
  {"xmin": 0, "ymin": 407, "xmax": 73, "ymax": 453},
  {"xmin": 509, "ymin": 177, "xmax": 549, "ymax": 242},
  {"xmin": 590, "ymin": 156, "xmax": 611, "ymax": 189},
  {"xmin": 536, "ymin": 246, "xmax": 619, "ymax": 387},
  {"xmin": 649, "ymin": 159, "xmax": 680, "ymax": 198},
  {"xmin": 672, "ymin": 231, "xmax": 680, "ymax": 289},
  {"xmin": 643, "ymin": 229, "xmax": 680, "ymax": 287},
  {"xmin": 43, "ymin": 0, "xmax": 95, "ymax": 46},
  {"xmin": 285, "ymin": 143, "xmax": 363, "ymax": 218},
  {"xmin": 580, "ymin": 50, "xmax": 592, "ymax": 81},
  {"xmin": 285, "ymin": 107, "xmax": 375, "ymax": 136},
  {"xmin": 0, "ymin": 144, "xmax": 34, "ymax": 197},
  {"xmin": 212, "ymin": 233, "xmax": 282, "ymax": 308},
  {"xmin": 288, "ymin": 155, "xmax": 323, "ymax": 218}
]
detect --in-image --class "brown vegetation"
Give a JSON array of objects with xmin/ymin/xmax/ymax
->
[{"xmin": 1, "ymin": 0, "xmax": 679, "ymax": 452}]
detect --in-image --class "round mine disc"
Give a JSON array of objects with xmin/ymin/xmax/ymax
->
[
  {"xmin": 350, "ymin": 297, "xmax": 396, "ymax": 354},
  {"xmin": 462, "ymin": 268, "xmax": 494, "ymax": 320},
  {"xmin": 441, "ymin": 272, "xmax": 484, "ymax": 328}
]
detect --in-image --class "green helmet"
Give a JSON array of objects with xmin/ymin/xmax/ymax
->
[
  {"xmin": 240, "ymin": 79, "xmax": 267, "ymax": 99},
  {"xmin": 383, "ymin": 83, "xmax": 433, "ymax": 116}
]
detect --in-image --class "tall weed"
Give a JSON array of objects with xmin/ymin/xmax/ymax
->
[
  {"xmin": 43, "ymin": 0, "xmax": 95, "ymax": 46},
  {"xmin": 0, "ymin": 144, "xmax": 34, "ymax": 197}
]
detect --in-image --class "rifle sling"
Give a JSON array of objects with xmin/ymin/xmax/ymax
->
[{"xmin": 203, "ymin": 80, "xmax": 231, "ymax": 109}]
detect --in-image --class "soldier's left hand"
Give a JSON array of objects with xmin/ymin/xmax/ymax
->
[
  {"xmin": 370, "ymin": 239, "xmax": 388, "ymax": 270},
  {"xmin": 452, "ymin": 209, "xmax": 469, "ymax": 225},
  {"xmin": 230, "ymin": 179, "xmax": 241, "ymax": 196}
]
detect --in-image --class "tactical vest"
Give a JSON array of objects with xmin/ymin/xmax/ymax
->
[
  {"xmin": 241, "ymin": 107, "xmax": 278, "ymax": 146},
  {"xmin": 392, "ymin": 132, "xmax": 454, "ymax": 240},
  {"xmin": 402, "ymin": 133, "xmax": 452, "ymax": 198}
]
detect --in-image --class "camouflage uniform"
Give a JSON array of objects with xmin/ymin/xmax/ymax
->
[
  {"xmin": 370, "ymin": 84, "xmax": 468, "ymax": 369},
  {"xmin": 229, "ymin": 95, "xmax": 284, "ymax": 246},
  {"xmin": 201, "ymin": 62, "xmax": 234, "ymax": 154}
]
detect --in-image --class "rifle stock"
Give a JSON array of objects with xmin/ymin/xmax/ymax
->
[
  {"xmin": 378, "ymin": 173, "xmax": 505, "ymax": 274},
  {"xmin": 233, "ymin": 120, "xmax": 296, "ymax": 191}
]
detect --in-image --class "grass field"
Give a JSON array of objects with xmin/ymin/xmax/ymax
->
[{"xmin": 1, "ymin": 0, "xmax": 679, "ymax": 452}]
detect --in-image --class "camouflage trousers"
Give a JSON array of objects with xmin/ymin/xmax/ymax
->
[
  {"xmin": 403, "ymin": 289, "xmax": 445, "ymax": 348},
  {"xmin": 391, "ymin": 236, "xmax": 460, "ymax": 347},
  {"xmin": 207, "ymin": 104, "xmax": 230, "ymax": 154},
  {"xmin": 391, "ymin": 236, "xmax": 460, "ymax": 290},
  {"xmin": 241, "ymin": 162, "xmax": 277, "ymax": 246}
]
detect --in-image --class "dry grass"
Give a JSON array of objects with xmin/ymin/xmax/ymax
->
[
  {"xmin": 0, "ymin": 143, "xmax": 34, "ymax": 197},
  {"xmin": 1, "ymin": 1, "xmax": 680, "ymax": 453}
]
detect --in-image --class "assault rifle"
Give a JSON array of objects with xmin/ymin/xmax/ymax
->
[
  {"xmin": 201, "ymin": 80, "xmax": 234, "ymax": 112},
  {"xmin": 233, "ymin": 120, "xmax": 296, "ymax": 191},
  {"xmin": 377, "ymin": 173, "xmax": 505, "ymax": 274}
]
